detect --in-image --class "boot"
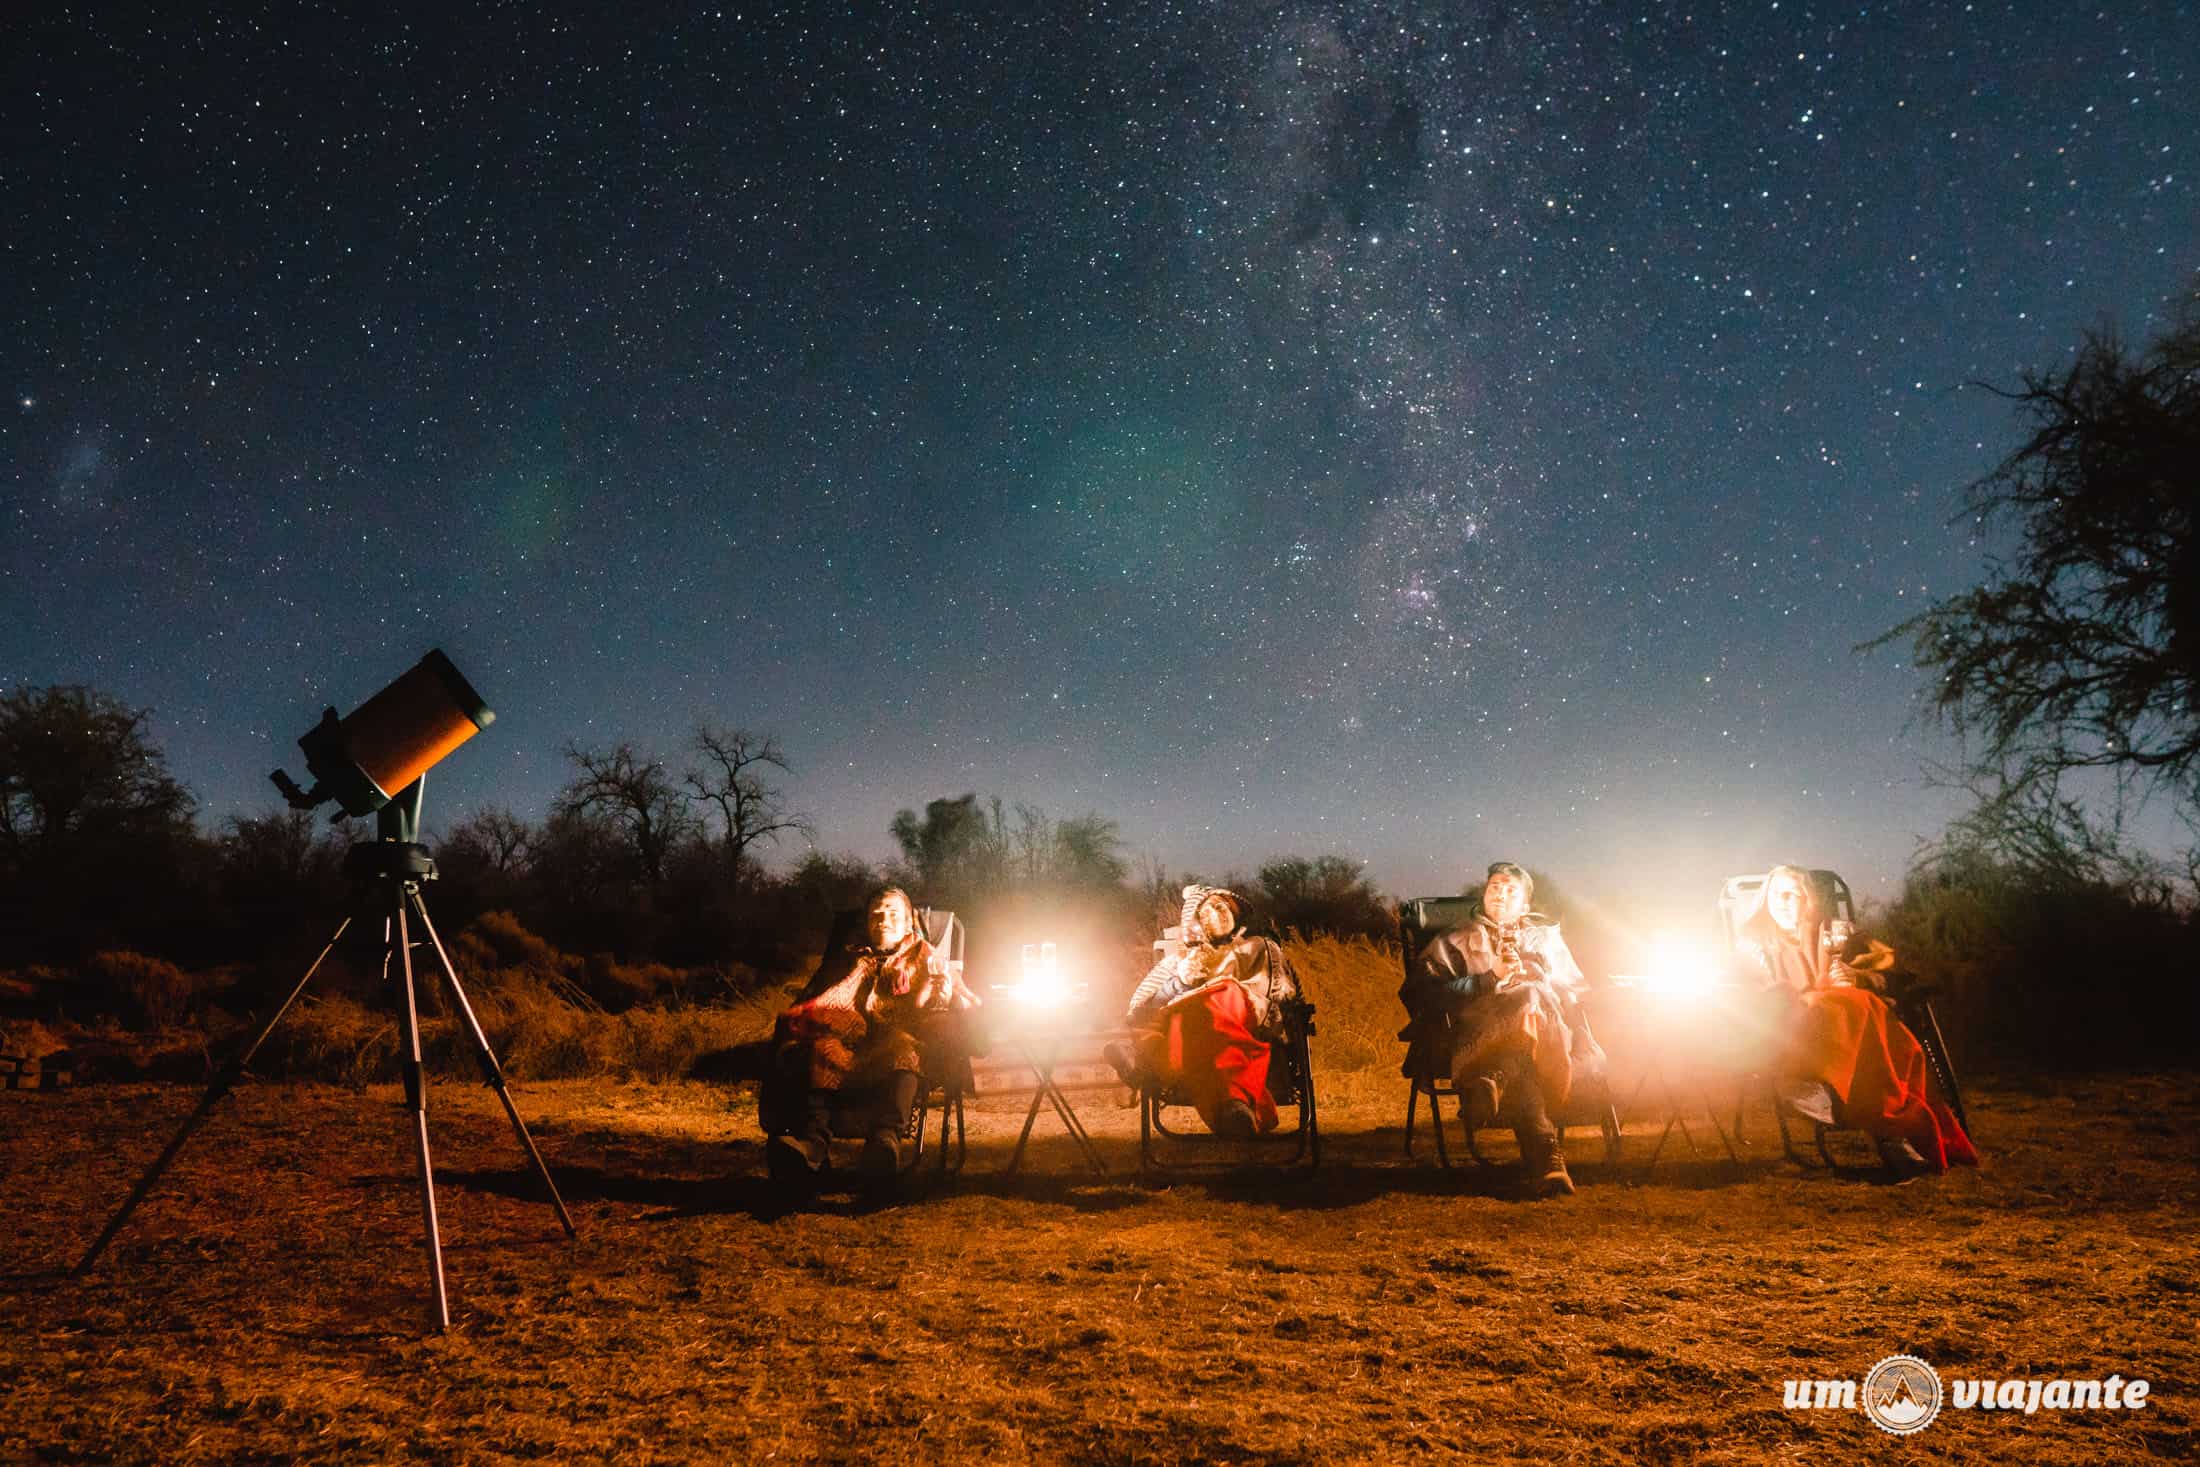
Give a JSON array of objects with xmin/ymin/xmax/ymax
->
[
  {"xmin": 861, "ymin": 1128, "xmax": 914, "ymax": 1179},
  {"xmin": 1526, "ymin": 1136, "xmax": 1575, "ymax": 1198},
  {"xmin": 862, "ymin": 1072, "xmax": 922, "ymax": 1180},
  {"xmin": 1460, "ymin": 1073, "xmax": 1501, "ymax": 1132},
  {"xmin": 1211, "ymin": 1099, "xmax": 1258, "ymax": 1138},
  {"xmin": 1876, "ymin": 1136, "xmax": 1927, "ymax": 1182},
  {"xmin": 766, "ymin": 1132, "xmax": 828, "ymax": 1193},
  {"xmin": 1778, "ymin": 1079, "xmax": 1838, "ymax": 1128},
  {"xmin": 1102, "ymin": 1040, "xmax": 1143, "ymax": 1087}
]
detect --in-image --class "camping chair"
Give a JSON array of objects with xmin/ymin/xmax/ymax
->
[
  {"xmin": 1136, "ymin": 920, "xmax": 1320, "ymax": 1177},
  {"xmin": 1717, "ymin": 871, "xmax": 1969, "ymax": 1170},
  {"xmin": 807, "ymin": 905, "xmax": 974, "ymax": 1182},
  {"xmin": 1398, "ymin": 897, "xmax": 1623, "ymax": 1171}
]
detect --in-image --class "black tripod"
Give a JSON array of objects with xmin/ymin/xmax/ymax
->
[{"xmin": 74, "ymin": 780, "xmax": 577, "ymax": 1331}]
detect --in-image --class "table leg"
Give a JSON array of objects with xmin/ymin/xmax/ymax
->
[
  {"xmin": 1043, "ymin": 1080, "xmax": 1107, "ymax": 1175},
  {"xmin": 1004, "ymin": 1082, "xmax": 1050, "ymax": 1175}
]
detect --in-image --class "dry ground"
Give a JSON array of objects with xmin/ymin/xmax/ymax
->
[{"xmin": 3, "ymin": 1070, "xmax": 2194, "ymax": 1464}]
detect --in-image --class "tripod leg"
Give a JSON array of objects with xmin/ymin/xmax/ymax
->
[
  {"xmin": 392, "ymin": 899, "xmax": 452, "ymax": 1331},
  {"xmin": 75, "ymin": 917, "xmax": 354, "ymax": 1278},
  {"xmin": 407, "ymin": 890, "xmax": 576, "ymax": 1236}
]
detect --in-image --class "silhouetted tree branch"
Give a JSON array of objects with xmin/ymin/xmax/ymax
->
[
  {"xmin": 684, "ymin": 724, "xmax": 811, "ymax": 892},
  {"xmin": 1867, "ymin": 297, "xmax": 2200, "ymax": 817},
  {"xmin": 553, "ymin": 742, "xmax": 692, "ymax": 887}
]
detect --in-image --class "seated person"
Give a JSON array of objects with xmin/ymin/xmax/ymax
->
[
  {"xmin": 1403, "ymin": 861, "xmax": 1601, "ymax": 1197},
  {"xmin": 1736, "ymin": 864, "xmax": 1976, "ymax": 1174},
  {"xmin": 1110, "ymin": 885, "xmax": 1301, "ymax": 1138},
  {"xmin": 761, "ymin": 885, "xmax": 979, "ymax": 1191}
]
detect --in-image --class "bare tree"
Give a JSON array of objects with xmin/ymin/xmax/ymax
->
[
  {"xmin": 1009, "ymin": 802, "xmax": 1053, "ymax": 883},
  {"xmin": 553, "ymin": 742, "xmax": 693, "ymax": 887},
  {"xmin": 441, "ymin": 805, "xmax": 534, "ymax": 876},
  {"xmin": 683, "ymin": 724, "xmax": 811, "ymax": 891}
]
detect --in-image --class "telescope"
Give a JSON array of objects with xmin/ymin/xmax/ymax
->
[
  {"xmin": 79, "ymin": 647, "xmax": 573, "ymax": 1333},
  {"xmin": 271, "ymin": 648, "xmax": 494, "ymax": 819}
]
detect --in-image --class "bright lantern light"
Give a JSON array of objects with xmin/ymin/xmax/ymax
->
[
  {"xmin": 1616, "ymin": 932, "xmax": 1725, "ymax": 998},
  {"xmin": 1012, "ymin": 941, "xmax": 1071, "ymax": 1007}
]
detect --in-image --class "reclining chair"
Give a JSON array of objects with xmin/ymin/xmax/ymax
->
[
  {"xmin": 1397, "ymin": 896, "xmax": 1622, "ymax": 1171},
  {"xmin": 1717, "ymin": 871, "xmax": 1969, "ymax": 1170},
  {"xmin": 1136, "ymin": 918, "xmax": 1320, "ymax": 1178},
  {"xmin": 798, "ymin": 905, "xmax": 974, "ymax": 1183}
]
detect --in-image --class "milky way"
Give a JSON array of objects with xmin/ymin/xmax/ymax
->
[{"xmin": 3, "ymin": 2, "xmax": 2194, "ymax": 908}]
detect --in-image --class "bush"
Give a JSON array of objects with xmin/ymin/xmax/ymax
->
[
  {"xmin": 84, "ymin": 950, "xmax": 200, "ymax": 1028},
  {"xmin": 453, "ymin": 910, "xmax": 586, "ymax": 985},
  {"xmin": 1256, "ymin": 858, "xmax": 1395, "ymax": 944},
  {"xmin": 1877, "ymin": 865, "xmax": 2200, "ymax": 1069},
  {"xmin": 584, "ymin": 954, "xmax": 691, "ymax": 1009}
]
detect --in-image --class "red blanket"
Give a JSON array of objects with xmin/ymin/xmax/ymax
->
[
  {"xmin": 1790, "ymin": 987, "xmax": 1977, "ymax": 1170},
  {"xmin": 1139, "ymin": 981, "xmax": 1279, "ymax": 1134}
]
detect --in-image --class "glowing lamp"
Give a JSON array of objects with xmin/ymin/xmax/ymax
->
[
  {"xmin": 1613, "ymin": 933, "xmax": 1727, "ymax": 999},
  {"xmin": 1016, "ymin": 941, "xmax": 1069, "ymax": 1005},
  {"xmin": 272, "ymin": 649, "xmax": 494, "ymax": 818}
]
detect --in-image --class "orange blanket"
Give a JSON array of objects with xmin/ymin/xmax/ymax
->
[{"xmin": 1789, "ymin": 987, "xmax": 1977, "ymax": 1170}]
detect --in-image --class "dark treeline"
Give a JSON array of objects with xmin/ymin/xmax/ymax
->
[
  {"xmin": 0, "ymin": 694, "xmax": 1390, "ymax": 1014},
  {"xmin": 4, "ymin": 685, "xmax": 2197, "ymax": 1068}
]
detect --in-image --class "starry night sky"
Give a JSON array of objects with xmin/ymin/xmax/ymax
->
[{"xmin": 5, "ymin": 2, "xmax": 2195, "ymax": 912}]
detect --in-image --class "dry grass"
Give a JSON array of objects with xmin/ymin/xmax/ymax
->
[
  {"xmin": 5, "ymin": 938, "xmax": 2192, "ymax": 1461},
  {"xmin": 3, "ymin": 1065, "xmax": 2194, "ymax": 1464}
]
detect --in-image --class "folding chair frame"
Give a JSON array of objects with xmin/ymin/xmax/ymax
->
[
  {"xmin": 1137, "ymin": 996, "xmax": 1321, "ymax": 1178},
  {"xmin": 1397, "ymin": 897, "xmax": 1623, "ymax": 1173}
]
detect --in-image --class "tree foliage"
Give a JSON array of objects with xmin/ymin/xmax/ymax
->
[
  {"xmin": 1255, "ymin": 854, "xmax": 1392, "ymax": 941},
  {"xmin": 0, "ymin": 685, "xmax": 193, "ymax": 862},
  {"xmin": 0, "ymin": 685, "xmax": 198, "ymax": 958},
  {"xmin": 1873, "ymin": 305, "xmax": 2200, "ymax": 815},
  {"xmin": 889, "ymin": 793, "xmax": 1005, "ymax": 901},
  {"xmin": 889, "ymin": 793, "xmax": 1130, "ymax": 905}
]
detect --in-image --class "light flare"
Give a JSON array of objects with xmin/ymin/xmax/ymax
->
[
  {"xmin": 1005, "ymin": 941, "xmax": 1074, "ymax": 1008},
  {"xmin": 1615, "ymin": 932, "xmax": 1726, "ymax": 998}
]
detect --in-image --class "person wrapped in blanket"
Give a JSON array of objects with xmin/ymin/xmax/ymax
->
[
  {"xmin": 1106, "ymin": 885, "xmax": 1301, "ymax": 1138},
  {"xmin": 761, "ymin": 885, "xmax": 980, "ymax": 1193},
  {"xmin": 1737, "ymin": 864, "xmax": 1977, "ymax": 1176},
  {"xmin": 1402, "ymin": 861, "xmax": 1603, "ymax": 1197}
]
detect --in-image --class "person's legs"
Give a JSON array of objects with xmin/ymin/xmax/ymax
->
[
  {"xmin": 1172, "ymin": 989, "xmax": 1278, "ymax": 1135},
  {"xmin": 1449, "ymin": 989, "xmax": 1539, "ymax": 1131},
  {"xmin": 861, "ymin": 1070, "xmax": 922, "ymax": 1179},
  {"xmin": 1501, "ymin": 1062, "xmax": 1572, "ymax": 1197},
  {"xmin": 1107, "ymin": 1029, "xmax": 1164, "ymax": 1086},
  {"xmin": 765, "ymin": 1077, "xmax": 834, "ymax": 1191}
]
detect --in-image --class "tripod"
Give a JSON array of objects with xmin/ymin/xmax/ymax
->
[{"xmin": 74, "ymin": 780, "xmax": 577, "ymax": 1331}]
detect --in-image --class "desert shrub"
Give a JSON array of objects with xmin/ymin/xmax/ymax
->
[
  {"xmin": 256, "ymin": 994, "xmax": 399, "ymax": 1087},
  {"xmin": 1256, "ymin": 857, "xmax": 1395, "ymax": 943},
  {"xmin": 1877, "ymin": 868, "xmax": 2198, "ymax": 1069},
  {"xmin": 242, "ymin": 966, "xmax": 793, "ymax": 1085},
  {"xmin": 453, "ymin": 910, "xmax": 585, "ymax": 985},
  {"xmin": 584, "ymin": 954, "xmax": 691, "ymax": 1009},
  {"xmin": 0, "ymin": 1017, "xmax": 67, "ymax": 1060},
  {"xmin": 0, "ymin": 964, "xmax": 68, "ymax": 1009},
  {"xmin": 83, "ymin": 950, "xmax": 199, "ymax": 1028}
]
